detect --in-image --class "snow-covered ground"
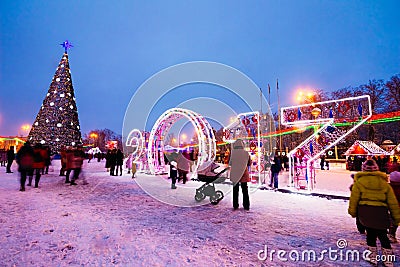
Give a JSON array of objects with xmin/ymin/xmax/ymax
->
[{"xmin": 0, "ymin": 160, "xmax": 398, "ymax": 266}]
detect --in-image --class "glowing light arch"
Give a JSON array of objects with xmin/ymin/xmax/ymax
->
[{"xmin": 147, "ymin": 108, "xmax": 216, "ymax": 174}]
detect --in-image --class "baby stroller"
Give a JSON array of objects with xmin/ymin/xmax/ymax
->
[{"xmin": 195, "ymin": 161, "xmax": 229, "ymax": 205}]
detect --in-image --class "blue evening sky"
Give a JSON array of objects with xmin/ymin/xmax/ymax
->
[{"xmin": 1, "ymin": 0, "xmax": 399, "ymax": 136}]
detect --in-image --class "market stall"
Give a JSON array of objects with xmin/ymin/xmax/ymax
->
[{"xmin": 344, "ymin": 140, "xmax": 390, "ymax": 171}]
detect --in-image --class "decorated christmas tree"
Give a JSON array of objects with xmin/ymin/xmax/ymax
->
[{"xmin": 28, "ymin": 40, "xmax": 82, "ymax": 154}]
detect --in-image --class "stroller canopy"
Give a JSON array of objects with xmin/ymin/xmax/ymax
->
[{"xmin": 198, "ymin": 161, "xmax": 220, "ymax": 176}]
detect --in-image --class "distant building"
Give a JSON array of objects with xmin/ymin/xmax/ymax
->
[{"xmin": 0, "ymin": 136, "xmax": 27, "ymax": 153}]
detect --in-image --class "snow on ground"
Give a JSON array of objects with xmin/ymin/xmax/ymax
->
[{"xmin": 0, "ymin": 160, "xmax": 398, "ymax": 266}]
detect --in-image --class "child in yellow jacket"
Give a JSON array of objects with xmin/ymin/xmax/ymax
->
[{"xmin": 348, "ymin": 159, "xmax": 400, "ymax": 266}]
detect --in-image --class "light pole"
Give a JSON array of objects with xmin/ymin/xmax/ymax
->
[{"xmin": 277, "ymin": 79, "xmax": 282, "ymax": 154}]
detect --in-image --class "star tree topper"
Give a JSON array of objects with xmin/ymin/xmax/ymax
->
[{"xmin": 60, "ymin": 40, "xmax": 73, "ymax": 53}]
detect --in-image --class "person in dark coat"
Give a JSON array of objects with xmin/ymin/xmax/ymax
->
[
  {"xmin": 319, "ymin": 155, "xmax": 325, "ymax": 170},
  {"xmin": 170, "ymin": 161, "xmax": 178, "ymax": 189},
  {"xmin": 229, "ymin": 139, "xmax": 251, "ymax": 210},
  {"xmin": 282, "ymin": 155, "xmax": 289, "ymax": 171},
  {"xmin": 177, "ymin": 151, "xmax": 190, "ymax": 184},
  {"xmin": 115, "ymin": 149, "xmax": 124, "ymax": 176},
  {"xmin": 16, "ymin": 142, "xmax": 34, "ymax": 191},
  {"xmin": 109, "ymin": 149, "xmax": 117, "ymax": 176},
  {"xmin": 0, "ymin": 149, "xmax": 7, "ymax": 166},
  {"xmin": 270, "ymin": 157, "xmax": 281, "ymax": 189},
  {"xmin": 6, "ymin": 146, "xmax": 15, "ymax": 173},
  {"xmin": 87, "ymin": 153, "xmax": 93, "ymax": 163},
  {"xmin": 42, "ymin": 146, "xmax": 51, "ymax": 174},
  {"xmin": 105, "ymin": 150, "xmax": 111, "ymax": 172},
  {"xmin": 29, "ymin": 144, "xmax": 46, "ymax": 188}
]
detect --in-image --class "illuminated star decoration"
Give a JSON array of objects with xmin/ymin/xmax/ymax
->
[{"xmin": 60, "ymin": 40, "xmax": 73, "ymax": 53}]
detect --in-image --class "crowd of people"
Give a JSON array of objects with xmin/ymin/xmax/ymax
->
[
  {"xmin": 12, "ymin": 142, "xmax": 51, "ymax": 191},
  {"xmin": 104, "ymin": 148, "xmax": 124, "ymax": 176},
  {"xmin": 347, "ymin": 155, "xmax": 392, "ymax": 172},
  {"xmin": 2, "ymin": 139, "xmax": 400, "ymax": 265},
  {"xmin": 4, "ymin": 142, "xmax": 133, "ymax": 191},
  {"xmin": 2, "ymin": 142, "xmax": 87, "ymax": 190}
]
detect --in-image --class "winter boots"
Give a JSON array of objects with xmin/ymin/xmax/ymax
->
[
  {"xmin": 365, "ymin": 246, "xmax": 395, "ymax": 267},
  {"xmin": 27, "ymin": 176, "xmax": 33, "ymax": 186},
  {"xmin": 381, "ymin": 248, "xmax": 394, "ymax": 267},
  {"xmin": 34, "ymin": 172, "xmax": 40, "ymax": 188},
  {"xmin": 366, "ymin": 246, "xmax": 378, "ymax": 266}
]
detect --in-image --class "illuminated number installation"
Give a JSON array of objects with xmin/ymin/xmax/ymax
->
[
  {"xmin": 281, "ymin": 95, "xmax": 372, "ymax": 191},
  {"xmin": 125, "ymin": 129, "xmax": 146, "ymax": 171},
  {"xmin": 147, "ymin": 108, "xmax": 216, "ymax": 175}
]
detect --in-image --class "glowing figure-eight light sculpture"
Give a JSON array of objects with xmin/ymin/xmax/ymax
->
[
  {"xmin": 281, "ymin": 95, "xmax": 372, "ymax": 191},
  {"xmin": 147, "ymin": 108, "xmax": 216, "ymax": 175}
]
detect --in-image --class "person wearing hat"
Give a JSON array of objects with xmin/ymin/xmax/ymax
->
[{"xmin": 348, "ymin": 159, "xmax": 400, "ymax": 266}]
